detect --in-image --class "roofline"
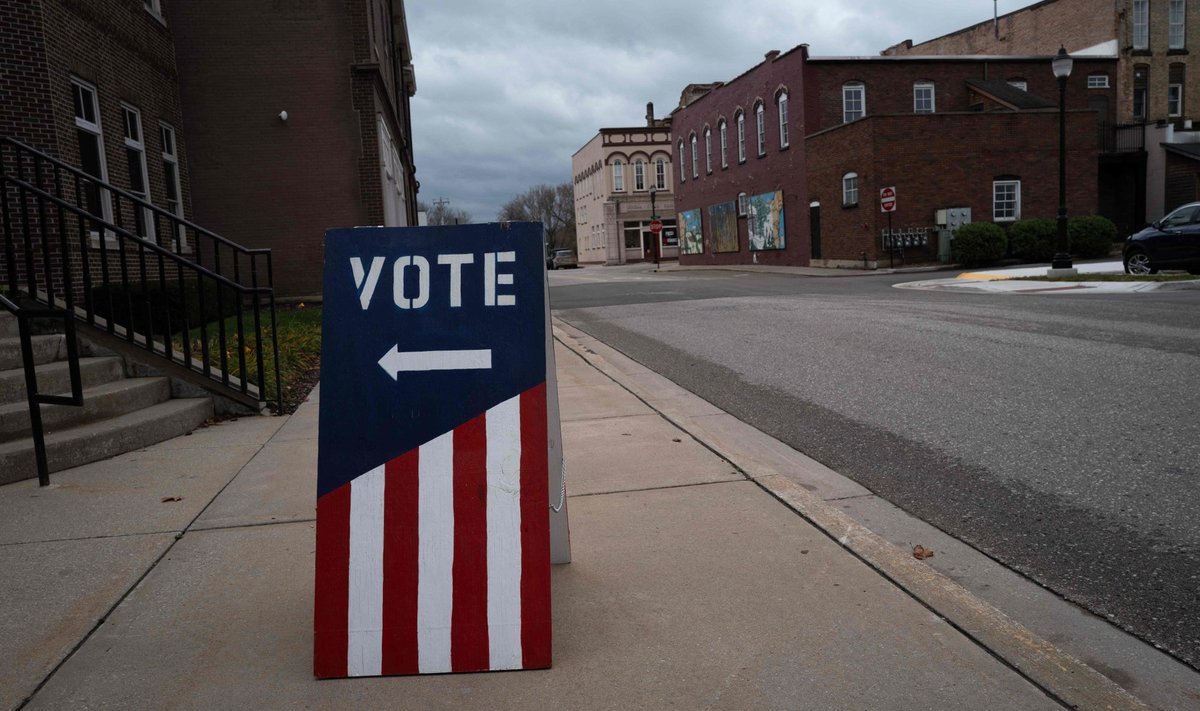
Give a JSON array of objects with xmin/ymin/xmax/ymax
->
[
  {"xmin": 673, "ymin": 43, "xmax": 809, "ymax": 115},
  {"xmin": 808, "ymin": 53, "xmax": 1117, "ymax": 63},
  {"xmin": 905, "ymin": 0, "xmax": 1065, "ymax": 49}
]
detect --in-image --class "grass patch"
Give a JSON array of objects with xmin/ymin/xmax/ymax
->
[
  {"xmin": 178, "ymin": 303, "xmax": 321, "ymax": 414},
  {"xmin": 1014, "ymin": 274, "xmax": 1198, "ymax": 282}
]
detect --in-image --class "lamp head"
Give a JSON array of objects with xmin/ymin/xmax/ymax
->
[{"xmin": 1051, "ymin": 46, "xmax": 1073, "ymax": 80}]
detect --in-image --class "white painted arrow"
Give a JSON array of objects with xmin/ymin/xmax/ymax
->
[{"xmin": 377, "ymin": 346, "xmax": 492, "ymax": 379}]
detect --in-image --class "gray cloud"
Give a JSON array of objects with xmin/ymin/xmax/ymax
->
[{"xmin": 407, "ymin": 1, "xmax": 1040, "ymax": 221}]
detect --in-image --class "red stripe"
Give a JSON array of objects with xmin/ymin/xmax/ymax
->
[
  {"xmin": 451, "ymin": 413, "xmax": 490, "ymax": 671},
  {"xmin": 520, "ymin": 383, "xmax": 552, "ymax": 668},
  {"xmin": 381, "ymin": 449, "xmax": 420, "ymax": 675},
  {"xmin": 313, "ymin": 484, "xmax": 351, "ymax": 678}
]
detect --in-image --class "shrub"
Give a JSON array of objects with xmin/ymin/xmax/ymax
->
[
  {"xmin": 1008, "ymin": 218, "xmax": 1056, "ymax": 262},
  {"xmin": 1068, "ymin": 215, "xmax": 1118, "ymax": 259},
  {"xmin": 952, "ymin": 222, "xmax": 1007, "ymax": 267},
  {"xmin": 89, "ymin": 278, "xmax": 242, "ymax": 339}
]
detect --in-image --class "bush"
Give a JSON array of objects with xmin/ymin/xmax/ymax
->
[
  {"xmin": 952, "ymin": 223, "xmax": 1007, "ymax": 267},
  {"xmin": 1008, "ymin": 218, "xmax": 1056, "ymax": 262},
  {"xmin": 1068, "ymin": 215, "xmax": 1118, "ymax": 259},
  {"xmin": 89, "ymin": 278, "xmax": 242, "ymax": 338}
]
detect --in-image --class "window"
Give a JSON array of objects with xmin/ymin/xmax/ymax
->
[
  {"xmin": 704, "ymin": 127, "xmax": 712, "ymax": 174},
  {"xmin": 737, "ymin": 192, "xmax": 748, "ymax": 216},
  {"xmin": 843, "ymin": 83, "xmax": 865, "ymax": 123},
  {"xmin": 655, "ymin": 158, "xmax": 666, "ymax": 190},
  {"xmin": 842, "ymin": 172, "xmax": 859, "ymax": 207},
  {"xmin": 71, "ymin": 77, "xmax": 112, "ymax": 236},
  {"xmin": 993, "ymin": 180, "xmax": 1021, "ymax": 221},
  {"xmin": 679, "ymin": 140, "xmax": 686, "ymax": 181},
  {"xmin": 1087, "ymin": 73, "xmax": 1110, "ymax": 88},
  {"xmin": 1007, "ymin": 80, "xmax": 1028, "ymax": 91},
  {"xmin": 719, "ymin": 119, "xmax": 728, "ymax": 168},
  {"xmin": 690, "ymin": 134, "xmax": 698, "ymax": 178},
  {"xmin": 778, "ymin": 92, "xmax": 789, "ymax": 148},
  {"xmin": 736, "ymin": 111, "xmax": 746, "ymax": 163},
  {"xmin": 1133, "ymin": 65, "xmax": 1149, "ymax": 119},
  {"xmin": 1169, "ymin": 0, "xmax": 1186, "ymax": 49},
  {"xmin": 1169, "ymin": 64, "xmax": 1186, "ymax": 116},
  {"xmin": 378, "ymin": 117, "xmax": 406, "ymax": 226},
  {"xmin": 913, "ymin": 81, "xmax": 935, "ymax": 113},
  {"xmin": 160, "ymin": 123, "xmax": 185, "ymax": 250},
  {"xmin": 121, "ymin": 104, "xmax": 154, "ymax": 240},
  {"xmin": 755, "ymin": 102, "xmax": 766, "ymax": 156},
  {"xmin": 613, "ymin": 159, "xmax": 624, "ymax": 191},
  {"xmin": 634, "ymin": 159, "xmax": 645, "ymax": 191},
  {"xmin": 1133, "ymin": 0, "xmax": 1149, "ymax": 49}
]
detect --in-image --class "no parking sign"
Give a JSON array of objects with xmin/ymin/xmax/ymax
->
[{"xmin": 314, "ymin": 223, "xmax": 555, "ymax": 678}]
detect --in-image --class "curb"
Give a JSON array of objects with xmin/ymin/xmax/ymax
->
[{"xmin": 552, "ymin": 317, "xmax": 1151, "ymax": 711}]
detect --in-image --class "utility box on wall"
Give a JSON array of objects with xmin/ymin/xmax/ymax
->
[{"xmin": 936, "ymin": 207, "xmax": 972, "ymax": 263}]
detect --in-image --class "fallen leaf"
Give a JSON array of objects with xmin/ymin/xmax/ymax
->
[
  {"xmin": 672, "ymin": 438, "xmax": 681, "ymax": 443},
  {"xmin": 912, "ymin": 544, "xmax": 935, "ymax": 560},
  {"xmin": 161, "ymin": 496, "xmax": 183, "ymax": 503}
]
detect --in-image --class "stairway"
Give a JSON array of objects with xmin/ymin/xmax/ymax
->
[{"xmin": 0, "ymin": 312, "xmax": 213, "ymax": 485}]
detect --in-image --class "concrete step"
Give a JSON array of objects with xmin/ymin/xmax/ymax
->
[
  {"xmin": 0, "ymin": 397, "xmax": 214, "ymax": 485},
  {"xmin": 0, "ymin": 356, "xmax": 123, "ymax": 406},
  {"xmin": 0, "ymin": 376, "xmax": 171, "ymax": 442},
  {"xmin": 0, "ymin": 334, "xmax": 65, "ymax": 371},
  {"xmin": 0, "ymin": 313, "xmax": 16, "ymax": 338}
]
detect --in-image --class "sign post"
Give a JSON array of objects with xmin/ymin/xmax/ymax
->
[
  {"xmin": 315, "ymin": 223, "xmax": 557, "ymax": 678},
  {"xmin": 880, "ymin": 186, "xmax": 897, "ymax": 268}
]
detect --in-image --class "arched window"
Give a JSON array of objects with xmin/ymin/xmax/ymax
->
[
  {"xmin": 755, "ymin": 101, "xmax": 766, "ymax": 156},
  {"xmin": 679, "ymin": 140, "xmax": 686, "ymax": 182},
  {"xmin": 634, "ymin": 159, "xmax": 645, "ymax": 191},
  {"xmin": 913, "ymin": 81, "xmax": 934, "ymax": 113},
  {"xmin": 704, "ymin": 127, "xmax": 712, "ymax": 174},
  {"xmin": 777, "ymin": 92, "xmax": 789, "ymax": 148},
  {"xmin": 612, "ymin": 159, "xmax": 624, "ymax": 191},
  {"xmin": 843, "ymin": 82, "xmax": 865, "ymax": 123},
  {"xmin": 718, "ymin": 119, "xmax": 728, "ymax": 168},
  {"xmin": 736, "ymin": 111, "xmax": 746, "ymax": 163},
  {"xmin": 842, "ymin": 172, "xmax": 858, "ymax": 206},
  {"xmin": 690, "ymin": 133, "xmax": 698, "ymax": 178},
  {"xmin": 655, "ymin": 158, "xmax": 667, "ymax": 190}
]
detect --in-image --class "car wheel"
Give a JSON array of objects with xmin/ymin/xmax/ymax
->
[{"xmin": 1124, "ymin": 250, "xmax": 1156, "ymax": 275}]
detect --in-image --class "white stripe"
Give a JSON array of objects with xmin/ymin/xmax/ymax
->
[
  {"xmin": 394, "ymin": 349, "xmax": 492, "ymax": 372},
  {"xmin": 347, "ymin": 465, "xmax": 385, "ymax": 676},
  {"xmin": 417, "ymin": 431, "xmax": 455, "ymax": 673},
  {"xmin": 486, "ymin": 394, "xmax": 524, "ymax": 669}
]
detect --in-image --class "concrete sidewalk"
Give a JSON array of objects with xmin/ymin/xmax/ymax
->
[{"xmin": 0, "ymin": 322, "xmax": 1151, "ymax": 710}]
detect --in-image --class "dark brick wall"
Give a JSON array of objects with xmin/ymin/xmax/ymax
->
[
  {"xmin": 672, "ymin": 47, "xmax": 812, "ymax": 266},
  {"xmin": 0, "ymin": 1, "xmax": 57, "ymax": 153},
  {"xmin": 806, "ymin": 111, "xmax": 1099, "ymax": 263}
]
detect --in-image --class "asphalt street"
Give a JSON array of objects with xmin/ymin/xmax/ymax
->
[{"xmin": 550, "ymin": 264, "xmax": 1200, "ymax": 671}]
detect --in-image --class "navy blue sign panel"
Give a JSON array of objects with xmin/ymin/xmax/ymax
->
[{"xmin": 317, "ymin": 223, "xmax": 546, "ymax": 498}]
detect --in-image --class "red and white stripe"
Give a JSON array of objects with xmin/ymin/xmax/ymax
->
[{"xmin": 314, "ymin": 383, "xmax": 550, "ymax": 677}]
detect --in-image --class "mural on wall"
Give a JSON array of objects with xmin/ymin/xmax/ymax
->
[
  {"xmin": 708, "ymin": 201, "xmax": 739, "ymax": 253},
  {"xmin": 748, "ymin": 191, "xmax": 785, "ymax": 251},
  {"xmin": 679, "ymin": 209, "xmax": 704, "ymax": 255}
]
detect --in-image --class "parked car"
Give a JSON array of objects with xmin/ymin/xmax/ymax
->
[
  {"xmin": 1123, "ymin": 201, "xmax": 1200, "ymax": 275},
  {"xmin": 546, "ymin": 248, "xmax": 578, "ymax": 270}
]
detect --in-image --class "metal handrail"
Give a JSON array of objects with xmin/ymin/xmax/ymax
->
[
  {"xmin": 0, "ymin": 136, "xmax": 282, "ymax": 414},
  {"xmin": 0, "ymin": 292, "xmax": 83, "ymax": 486}
]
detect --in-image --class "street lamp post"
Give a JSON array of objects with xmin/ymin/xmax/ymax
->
[
  {"xmin": 1051, "ymin": 46, "xmax": 1075, "ymax": 271},
  {"xmin": 649, "ymin": 188, "xmax": 659, "ymax": 268}
]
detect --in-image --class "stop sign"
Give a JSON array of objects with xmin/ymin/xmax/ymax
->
[
  {"xmin": 880, "ymin": 186, "xmax": 897, "ymax": 213},
  {"xmin": 649, "ymin": 219, "xmax": 663, "ymax": 234}
]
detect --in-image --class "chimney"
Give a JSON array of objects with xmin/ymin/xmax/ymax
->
[
  {"xmin": 765, "ymin": 49, "xmax": 781, "ymax": 61},
  {"xmin": 646, "ymin": 101, "xmax": 655, "ymax": 127}
]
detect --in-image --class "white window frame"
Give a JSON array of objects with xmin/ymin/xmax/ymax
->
[
  {"xmin": 719, "ymin": 119, "xmax": 728, "ymax": 168},
  {"xmin": 655, "ymin": 158, "xmax": 666, "ymax": 190},
  {"xmin": 842, "ymin": 172, "xmax": 859, "ymax": 207},
  {"xmin": 378, "ymin": 116, "xmax": 402, "ymax": 226},
  {"xmin": 121, "ymin": 103, "xmax": 155, "ymax": 242},
  {"xmin": 613, "ymin": 159, "xmax": 625, "ymax": 192},
  {"xmin": 737, "ymin": 192, "xmax": 748, "ymax": 217},
  {"xmin": 143, "ymin": 0, "xmax": 165, "ymax": 24},
  {"xmin": 704, "ymin": 128, "xmax": 712, "ymax": 174},
  {"xmin": 913, "ymin": 82, "xmax": 935, "ymax": 113},
  {"xmin": 1087, "ymin": 74, "xmax": 1110, "ymax": 88},
  {"xmin": 72, "ymin": 77, "xmax": 113, "ymax": 243},
  {"xmin": 1168, "ymin": 83, "xmax": 1183, "ymax": 116},
  {"xmin": 736, "ymin": 111, "xmax": 746, "ymax": 163},
  {"xmin": 690, "ymin": 134, "xmax": 698, "ymax": 178},
  {"xmin": 842, "ymin": 83, "xmax": 865, "ymax": 123},
  {"xmin": 1133, "ymin": 0, "xmax": 1149, "ymax": 49},
  {"xmin": 778, "ymin": 92, "xmax": 789, "ymax": 148},
  {"xmin": 1169, "ymin": 0, "xmax": 1186, "ymax": 49},
  {"xmin": 1007, "ymin": 80, "xmax": 1028, "ymax": 91},
  {"xmin": 755, "ymin": 102, "xmax": 766, "ymax": 156},
  {"xmin": 993, "ymin": 180, "xmax": 1021, "ymax": 222},
  {"xmin": 679, "ymin": 141, "xmax": 686, "ymax": 181},
  {"xmin": 159, "ymin": 122, "xmax": 187, "ymax": 252},
  {"xmin": 634, "ymin": 159, "xmax": 645, "ymax": 191}
]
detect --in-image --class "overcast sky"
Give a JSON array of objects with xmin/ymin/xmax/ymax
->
[{"xmin": 406, "ymin": 1, "xmax": 1042, "ymax": 221}]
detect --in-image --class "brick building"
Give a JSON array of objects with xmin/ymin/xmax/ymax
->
[
  {"xmin": 572, "ymin": 103, "xmax": 677, "ymax": 265},
  {"xmin": 670, "ymin": 46, "xmax": 1109, "ymax": 269},
  {"xmin": 881, "ymin": 0, "xmax": 1200, "ymax": 221}
]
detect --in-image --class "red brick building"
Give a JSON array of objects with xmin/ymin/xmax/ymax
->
[{"xmin": 670, "ymin": 46, "xmax": 1112, "ymax": 269}]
